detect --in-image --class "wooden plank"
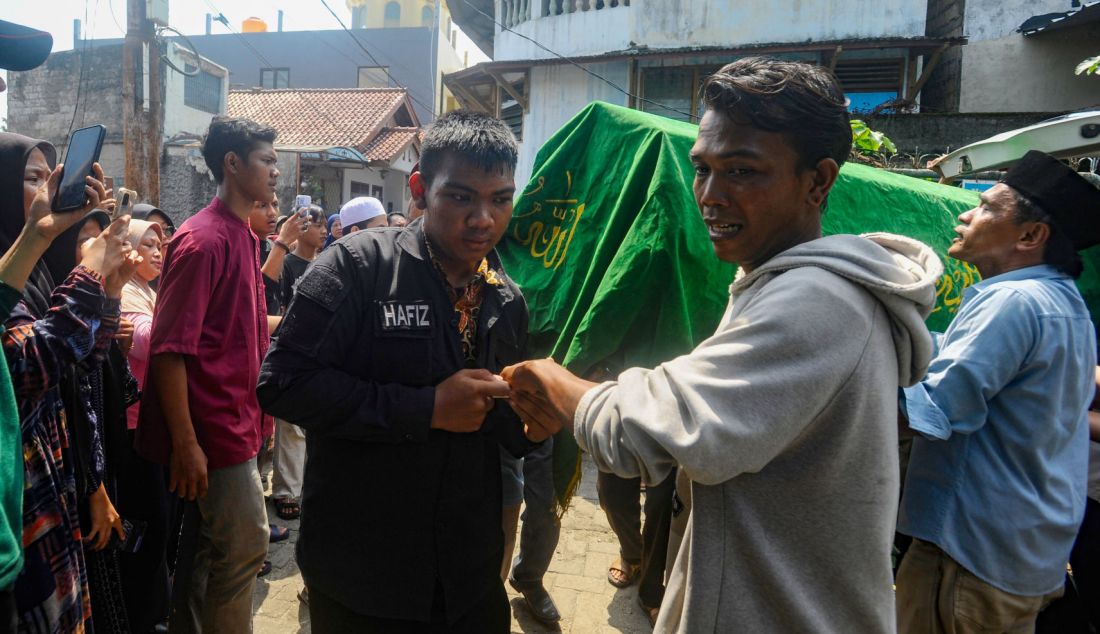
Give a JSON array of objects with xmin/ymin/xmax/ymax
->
[{"xmin": 487, "ymin": 69, "xmax": 527, "ymax": 111}]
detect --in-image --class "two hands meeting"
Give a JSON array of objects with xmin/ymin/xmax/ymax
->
[
  {"xmin": 429, "ymin": 359, "xmax": 599, "ymax": 443},
  {"xmin": 169, "ymin": 358, "xmax": 597, "ymax": 501}
]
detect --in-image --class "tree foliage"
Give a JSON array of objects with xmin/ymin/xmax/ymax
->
[{"xmin": 851, "ymin": 119, "xmax": 897, "ymax": 156}]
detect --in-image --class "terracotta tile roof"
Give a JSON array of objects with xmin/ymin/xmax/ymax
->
[
  {"xmin": 362, "ymin": 127, "xmax": 420, "ymax": 162},
  {"xmin": 226, "ymin": 88, "xmax": 418, "ymax": 152}
]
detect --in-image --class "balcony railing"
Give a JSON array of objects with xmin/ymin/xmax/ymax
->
[{"xmin": 500, "ymin": 0, "xmax": 630, "ymax": 28}]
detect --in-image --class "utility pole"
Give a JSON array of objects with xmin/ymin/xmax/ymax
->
[{"xmin": 122, "ymin": 0, "xmax": 163, "ymax": 204}]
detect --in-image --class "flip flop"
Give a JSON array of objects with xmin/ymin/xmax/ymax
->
[
  {"xmin": 269, "ymin": 524, "xmax": 290, "ymax": 543},
  {"xmin": 607, "ymin": 558, "xmax": 640, "ymax": 588},
  {"xmin": 257, "ymin": 560, "xmax": 272, "ymax": 577},
  {"xmin": 274, "ymin": 497, "xmax": 300, "ymax": 520}
]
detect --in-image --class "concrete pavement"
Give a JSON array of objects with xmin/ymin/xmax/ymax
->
[{"xmin": 252, "ymin": 453, "xmax": 656, "ymax": 633}]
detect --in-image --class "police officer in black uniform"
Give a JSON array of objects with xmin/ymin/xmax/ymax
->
[{"xmin": 257, "ymin": 111, "xmax": 540, "ymax": 633}]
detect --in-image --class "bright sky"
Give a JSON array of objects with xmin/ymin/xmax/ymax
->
[{"xmin": 1, "ymin": 0, "xmax": 488, "ymax": 125}]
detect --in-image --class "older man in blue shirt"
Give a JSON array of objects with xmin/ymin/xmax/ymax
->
[{"xmin": 897, "ymin": 151, "xmax": 1100, "ymax": 634}]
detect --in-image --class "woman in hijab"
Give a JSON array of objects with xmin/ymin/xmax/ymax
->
[
  {"xmin": 115, "ymin": 218, "xmax": 172, "ymax": 631},
  {"xmin": 324, "ymin": 213, "xmax": 342, "ymax": 248},
  {"xmin": 131, "ymin": 204, "xmax": 175, "ymax": 242},
  {"xmin": 0, "ymin": 136, "xmax": 111, "ymax": 632},
  {"xmin": 66, "ymin": 212, "xmax": 139, "ymax": 634},
  {"xmin": 0, "ymin": 131, "xmax": 132, "ymax": 633}
]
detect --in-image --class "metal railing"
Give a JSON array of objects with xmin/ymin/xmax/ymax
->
[{"xmin": 500, "ymin": 0, "xmax": 630, "ymax": 28}]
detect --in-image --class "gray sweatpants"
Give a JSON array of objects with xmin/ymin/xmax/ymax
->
[{"xmin": 171, "ymin": 459, "xmax": 269, "ymax": 634}]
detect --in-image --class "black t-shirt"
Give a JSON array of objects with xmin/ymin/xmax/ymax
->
[
  {"xmin": 259, "ymin": 239, "xmax": 282, "ymax": 316},
  {"xmin": 280, "ymin": 252, "xmax": 312, "ymax": 310}
]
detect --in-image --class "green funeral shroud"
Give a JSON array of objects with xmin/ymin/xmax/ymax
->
[{"xmin": 497, "ymin": 101, "xmax": 1100, "ymax": 510}]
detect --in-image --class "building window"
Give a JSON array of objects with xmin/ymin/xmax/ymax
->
[
  {"xmin": 833, "ymin": 58, "xmax": 904, "ymax": 112},
  {"xmin": 351, "ymin": 181, "xmax": 371, "ymax": 197},
  {"xmin": 260, "ymin": 68, "xmax": 290, "ymax": 89},
  {"xmin": 421, "ymin": 6, "xmax": 434, "ymax": 27},
  {"xmin": 501, "ymin": 100, "xmax": 523, "ymax": 141},
  {"xmin": 351, "ymin": 6, "xmax": 367, "ymax": 28},
  {"xmin": 184, "ymin": 64, "xmax": 223, "ymax": 114},
  {"xmin": 358, "ymin": 66, "xmax": 390, "ymax": 88},
  {"xmin": 639, "ymin": 66, "xmax": 712, "ymax": 122},
  {"xmin": 384, "ymin": 2, "xmax": 401, "ymax": 27}
]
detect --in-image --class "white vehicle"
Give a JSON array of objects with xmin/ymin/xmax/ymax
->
[{"xmin": 930, "ymin": 110, "xmax": 1100, "ymax": 179}]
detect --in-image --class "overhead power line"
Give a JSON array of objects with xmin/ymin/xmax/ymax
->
[
  {"xmin": 317, "ymin": 0, "xmax": 437, "ymax": 115},
  {"xmin": 199, "ymin": 0, "xmax": 386, "ymax": 158}
]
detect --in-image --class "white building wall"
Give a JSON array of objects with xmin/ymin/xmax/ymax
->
[
  {"xmin": 958, "ymin": 23, "xmax": 1100, "ymax": 112},
  {"xmin": 342, "ymin": 166, "xmax": 387, "ymax": 205},
  {"xmin": 957, "ymin": 0, "xmax": 1100, "ymax": 112},
  {"xmin": 962, "ymin": 0, "xmax": 1067, "ymax": 40},
  {"xmin": 163, "ymin": 44, "xmax": 228, "ymax": 138},
  {"xmin": 516, "ymin": 61, "xmax": 631, "ymax": 188},
  {"xmin": 496, "ymin": 0, "xmax": 926, "ymax": 61}
]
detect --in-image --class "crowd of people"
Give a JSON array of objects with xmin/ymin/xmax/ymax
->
[{"xmin": 2, "ymin": 16, "xmax": 1100, "ymax": 634}]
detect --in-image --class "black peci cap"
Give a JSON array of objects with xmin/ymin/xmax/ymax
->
[{"xmin": 1002, "ymin": 150, "xmax": 1100, "ymax": 251}]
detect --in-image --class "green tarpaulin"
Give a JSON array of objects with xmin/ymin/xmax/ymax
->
[{"xmin": 497, "ymin": 101, "xmax": 1097, "ymax": 509}]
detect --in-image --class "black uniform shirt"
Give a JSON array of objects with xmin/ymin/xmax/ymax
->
[{"xmin": 257, "ymin": 220, "xmax": 534, "ymax": 624}]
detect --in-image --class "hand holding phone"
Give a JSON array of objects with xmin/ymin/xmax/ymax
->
[
  {"xmin": 53, "ymin": 125, "xmax": 106, "ymax": 212},
  {"xmin": 26, "ymin": 162, "xmax": 109, "ymax": 242},
  {"xmin": 115, "ymin": 188, "xmax": 138, "ymax": 220}
]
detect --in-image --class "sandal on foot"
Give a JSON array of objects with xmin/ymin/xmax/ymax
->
[
  {"xmin": 607, "ymin": 558, "xmax": 640, "ymax": 588},
  {"xmin": 257, "ymin": 560, "xmax": 272, "ymax": 577},
  {"xmin": 274, "ymin": 497, "xmax": 300, "ymax": 520},
  {"xmin": 269, "ymin": 524, "xmax": 290, "ymax": 543}
]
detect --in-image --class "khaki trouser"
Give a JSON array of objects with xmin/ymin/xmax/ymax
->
[
  {"xmin": 272, "ymin": 418, "xmax": 307, "ymax": 500},
  {"xmin": 896, "ymin": 538, "xmax": 1063, "ymax": 634},
  {"xmin": 171, "ymin": 459, "xmax": 269, "ymax": 634}
]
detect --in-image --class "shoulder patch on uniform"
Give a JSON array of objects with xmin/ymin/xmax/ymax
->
[{"xmin": 295, "ymin": 266, "xmax": 348, "ymax": 311}]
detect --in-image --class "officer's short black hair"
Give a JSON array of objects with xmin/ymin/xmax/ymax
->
[
  {"xmin": 702, "ymin": 57, "xmax": 850, "ymax": 172},
  {"xmin": 202, "ymin": 116, "xmax": 278, "ymax": 184},
  {"xmin": 419, "ymin": 110, "xmax": 518, "ymax": 186}
]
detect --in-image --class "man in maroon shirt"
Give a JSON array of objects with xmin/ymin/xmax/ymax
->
[{"xmin": 137, "ymin": 116, "xmax": 278, "ymax": 633}]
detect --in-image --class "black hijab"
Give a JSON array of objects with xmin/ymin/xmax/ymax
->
[{"xmin": 0, "ymin": 132, "xmax": 58, "ymax": 317}]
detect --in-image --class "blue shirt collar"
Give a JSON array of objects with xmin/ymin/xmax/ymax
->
[{"xmin": 963, "ymin": 264, "xmax": 1065, "ymax": 302}]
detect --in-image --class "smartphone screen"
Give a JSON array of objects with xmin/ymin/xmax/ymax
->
[{"xmin": 54, "ymin": 125, "xmax": 106, "ymax": 211}]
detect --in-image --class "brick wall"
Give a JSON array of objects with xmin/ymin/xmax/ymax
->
[
  {"xmin": 921, "ymin": 0, "xmax": 965, "ymax": 113},
  {"xmin": 159, "ymin": 148, "xmax": 217, "ymax": 222},
  {"xmin": 866, "ymin": 112, "xmax": 1062, "ymax": 157},
  {"xmin": 7, "ymin": 44, "xmax": 125, "ymax": 147}
]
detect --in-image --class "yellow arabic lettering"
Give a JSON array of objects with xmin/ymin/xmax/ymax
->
[{"xmin": 518, "ymin": 203, "xmax": 586, "ymax": 269}]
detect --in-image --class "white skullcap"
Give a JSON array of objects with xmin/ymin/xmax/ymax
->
[{"xmin": 339, "ymin": 196, "xmax": 386, "ymax": 228}]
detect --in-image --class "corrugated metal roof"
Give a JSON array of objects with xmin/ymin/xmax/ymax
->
[{"xmin": 1019, "ymin": 1, "xmax": 1100, "ymax": 35}]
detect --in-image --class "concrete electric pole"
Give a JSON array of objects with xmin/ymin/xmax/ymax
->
[{"xmin": 122, "ymin": 0, "xmax": 163, "ymax": 204}]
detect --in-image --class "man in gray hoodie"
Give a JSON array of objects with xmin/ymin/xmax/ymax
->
[{"xmin": 503, "ymin": 56, "xmax": 942, "ymax": 633}]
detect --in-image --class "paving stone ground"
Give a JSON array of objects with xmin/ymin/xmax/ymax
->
[{"xmin": 252, "ymin": 454, "xmax": 654, "ymax": 633}]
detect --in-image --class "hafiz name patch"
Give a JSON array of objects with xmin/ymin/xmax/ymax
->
[{"xmin": 378, "ymin": 301, "xmax": 432, "ymax": 331}]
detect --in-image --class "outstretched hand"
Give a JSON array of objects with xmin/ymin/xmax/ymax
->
[
  {"xmin": 105, "ymin": 248, "xmax": 143, "ymax": 298},
  {"xmin": 501, "ymin": 358, "xmax": 597, "ymax": 442},
  {"xmin": 80, "ymin": 215, "xmax": 132, "ymax": 279},
  {"xmin": 27, "ymin": 162, "xmax": 111, "ymax": 240}
]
